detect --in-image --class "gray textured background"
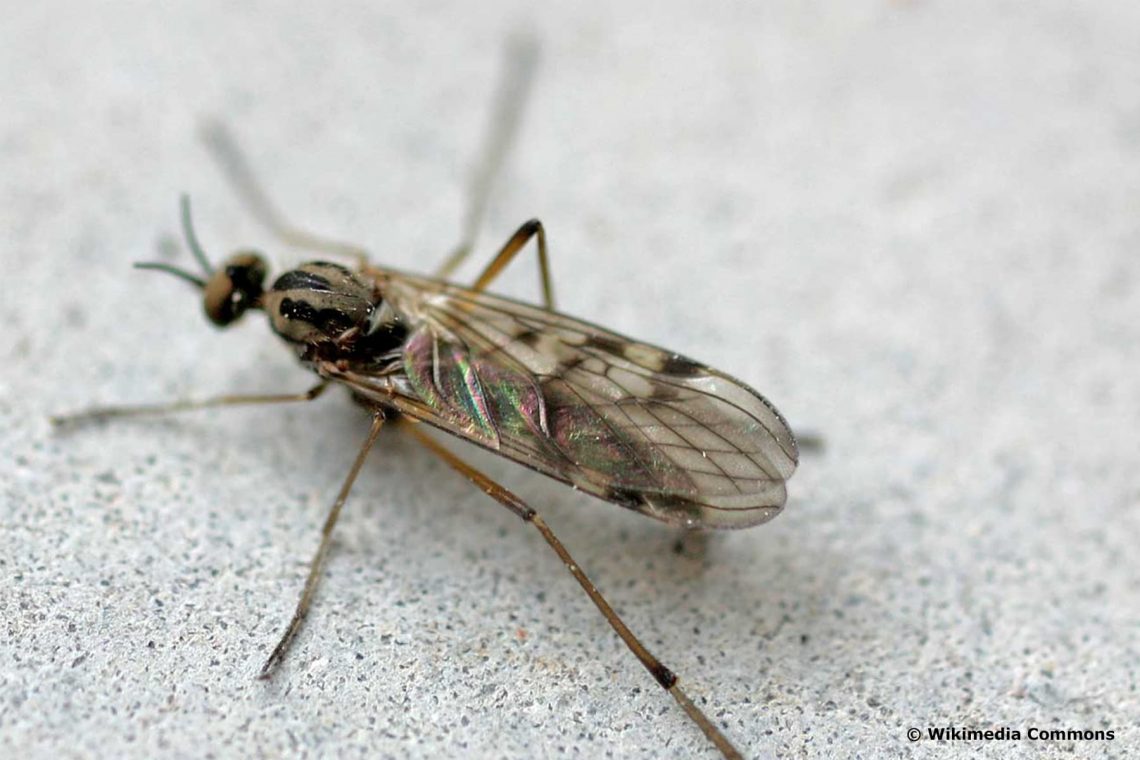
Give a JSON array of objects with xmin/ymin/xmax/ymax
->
[{"xmin": 3, "ymin": 2, "xmax": 1137, "ymax": 759}]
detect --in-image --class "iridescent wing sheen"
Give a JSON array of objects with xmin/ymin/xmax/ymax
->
[{"xmin": 342, "ymin": 272, "xmax": 798, "ymax": 529}]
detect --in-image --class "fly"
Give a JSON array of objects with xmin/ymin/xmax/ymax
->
[{"xmin": 53, "ymin": 39, "xmax": 798, "ymax": 760}]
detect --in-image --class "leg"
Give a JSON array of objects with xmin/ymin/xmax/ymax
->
[
  {"xmin": 50, "ymin": 382, "xmax": 329, "ymax": 427},
  {"xmin": 401, "ymin": 420, "xmax": 743, "ymax": 760},
  {"xmin": 471, "ymin": 219, "xmax": 555, "ymax": 309},
  {"xmin": 199, "ymin": 121, "xmax": 369, "ymax": 266},
  {"xmin": 435, "ymin": 35, "xmax": 540, "ymax": 279},
  {"xmin": 259, "ymin": 412, "xmax": 386, "ymax": 678}
]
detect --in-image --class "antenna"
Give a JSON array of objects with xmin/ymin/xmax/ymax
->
[{"xmin": 133, "ymin": 194, "xmax": 213, "ymax": 288}]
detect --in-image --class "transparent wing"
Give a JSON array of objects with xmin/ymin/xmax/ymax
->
[{"xmin": 342, "ymin": 273, "xmax": 798, "ymax": 529}]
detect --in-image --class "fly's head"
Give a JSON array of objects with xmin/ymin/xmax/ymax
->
[
  {"xmin": 135, "ymin": 196, "xmax": 270, "ymax": 328},
  {"xmin": 136, "ymin": 196, "xmax": 398, "ymax": 361},
  {"xmin": 202, "ymin": 252, "xmax": 268, "ymax": 326}
]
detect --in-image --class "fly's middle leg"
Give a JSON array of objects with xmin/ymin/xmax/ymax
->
[{"xmin": 471, "ymin": 219, "xmax": 555, "ymax": 309}]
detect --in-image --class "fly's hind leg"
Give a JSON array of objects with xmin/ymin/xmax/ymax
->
[
  {"xmin": 401, "ymin": 420, "xmax": 744, "ymax": 760},
  {"xmin": 259, "ymin": 412, "xmax": 386, "ymax": 678}
]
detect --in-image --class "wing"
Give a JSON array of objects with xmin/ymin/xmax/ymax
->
[{"xmin": 338, "ymin": 272, "xmax": 798, "ymax": 529}]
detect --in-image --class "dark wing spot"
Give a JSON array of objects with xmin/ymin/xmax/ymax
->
[
  {"xmin": 515, "ymin": 329, "xmax": 542, "ymax": 348},
  {"xmin": 585, "ymin": 334, "xmax": 626, "ymax": 355},
  {"xmin": 660, "ymin": 353, "xmax": 706, "ymax": 377},
  {"xmin": 541, "ymin": 354, "xmax": 585, "ymax": 383},
  {"xmin": 604, "ymin": 486, "xmax": 644, "ymax": 509},
  {"xmin": 641, "ymin": 493, "xmax": 705, "ymax": 525},
  {"xmin": 649, "ymin": 384, "xmax": 682, "ymax": 402},
  {"xmin": 603, "ymin": 487, "xmax": 705, "ymax": 525}
]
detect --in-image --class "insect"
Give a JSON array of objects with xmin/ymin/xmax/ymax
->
[{"xmin": 55, "ymin": 43, "xmax": 798, "ymax": 760}]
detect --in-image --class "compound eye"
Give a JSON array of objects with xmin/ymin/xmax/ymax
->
[{"xmin": 203, "ymin": 251, "xmax": 268, "ymax": 326}]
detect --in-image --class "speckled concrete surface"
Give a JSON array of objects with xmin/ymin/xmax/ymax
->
[{"xmin": 3, "ymin": 2, "xmax": 1138, "ymax": 759}]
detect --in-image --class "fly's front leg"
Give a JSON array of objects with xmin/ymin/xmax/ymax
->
[
  {"xmin": 471, "ymin": 219, "xmax": 555, "ymax": 309},
  {"xmin": 200, "ymin": 121, "xmax": 369, "ymax": 268},
  {"xmin": 50, "ymin": 382, "xmax": 330, "ymax": 427},
  {"xmin": 259, "ymin": 412, "xmax": 386, "ymax": 678},
  {"xmin": 401, "ymin": 420, "xmax": 743, "ymax": 760}
]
